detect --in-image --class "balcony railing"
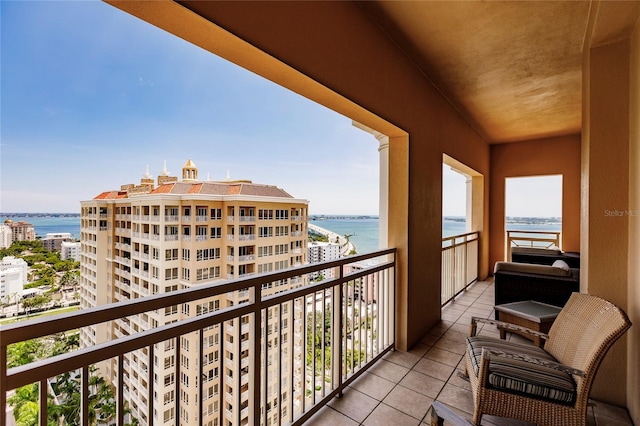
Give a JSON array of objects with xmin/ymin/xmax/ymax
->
[
  {"xmin": 0, "ymin": 248, "xmax": 395, "ymax": 426},
  {"xmin": 441, "ymin": 231, "xmax": 479, "ymax": 306},
  {"xmin": 506, "ymin": 230, "xmax": 561, "ymax": 261}
]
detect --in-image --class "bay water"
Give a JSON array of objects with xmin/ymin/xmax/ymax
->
[{"xmin": 1, "ymin": 215, "xmax": 561, "ymax": 255}]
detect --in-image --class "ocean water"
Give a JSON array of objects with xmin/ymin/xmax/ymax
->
[
  {"xmin": 2, "ymin": 215, "xmax": 561, "ymax": 253},
  {"xmin": 310, "ymin": 218, "xmax": 380, "ymax": 254},
  {"xmin": 2, "ymin": 215, "xmax": 81, "ymax": 239}
]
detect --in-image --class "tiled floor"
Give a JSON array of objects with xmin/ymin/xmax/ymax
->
[{"xmin": 306, "ymin": 280, "xmax": 634, "ymax": 426}]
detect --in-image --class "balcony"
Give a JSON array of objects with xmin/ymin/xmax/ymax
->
[{"xmin": 304, "ymin": 279, "xmax": 632, "ymax": 426}]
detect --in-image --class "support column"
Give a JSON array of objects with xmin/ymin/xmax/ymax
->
[
  {"xmin": 377, "ymin": 134, "xmax": 389, "ymax": 248},
  {"xmin": 582, "ymin": 37, "xmax": 630, "ymax": 406}
]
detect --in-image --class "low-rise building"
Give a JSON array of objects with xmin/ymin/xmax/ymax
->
[
  {"xmin": 61, "ymin": 241, "xmax": 81, "ymax": 260},
  {"xmin": 0, "ymin": 224, "xmax": 12, "ymax": 249},
  {"xmin": 308, "ymin": 241, "xmax": 341, "ymax": 280},
  {"xmin": 41, "ymin": 232, "xmax": 74, "ymax": 251}
]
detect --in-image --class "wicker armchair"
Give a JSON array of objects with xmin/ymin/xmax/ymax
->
[{"xmin": 465, "ymin": 292, "xmax": 631, "ymax": 426}]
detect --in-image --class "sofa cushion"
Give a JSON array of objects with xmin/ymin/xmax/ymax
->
[
  {"xmin": 467, "ymin": 336, "xmax": 576, "ymax": 405},
  {"xmin": 494, "ymin": 261, "xmax": 571, "ymax": 277},
  {"xmin": 552, "ymin": 259, "xmax": 570, "ymax": 271}
]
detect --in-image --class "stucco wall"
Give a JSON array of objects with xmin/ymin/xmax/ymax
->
[
  {"xmin": 583, "ymin": 38, "xmax": 630, "ymax": 406},
  {"xmin": 627, "ymin": 17, "xmax": 640, "ymax": 425},
  {"xmin": 489, "ymin": 135, "xmax": 581, "ymax": 269}
]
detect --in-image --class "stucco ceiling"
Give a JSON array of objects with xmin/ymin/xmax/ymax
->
[{"xmin": 358, "ymin": 1, "xmax": 640, "ymax": 143}]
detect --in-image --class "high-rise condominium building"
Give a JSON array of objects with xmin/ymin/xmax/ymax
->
[{"xmin": 79, "ymin": 160, "xmax": 308, "ymax": 426}]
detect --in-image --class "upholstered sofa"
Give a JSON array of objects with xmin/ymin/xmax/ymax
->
[{"xmin": 493, "ymin": 260, "xmax": 579, "ymax": 315}]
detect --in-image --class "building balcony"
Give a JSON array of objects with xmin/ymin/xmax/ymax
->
[
  {"xmin": 239, "ymin": 216, "xmax": 256, "ymax": 222},
  {"xmin": 238, "ymin": 234, "xmax": 255, "ymax": 241}
]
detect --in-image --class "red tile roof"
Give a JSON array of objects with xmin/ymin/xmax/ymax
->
[
  {"xmin": 95, "ymin": 181, "xmax": 296, "ymax": 199},
  {"xmin": 94, "ymin": 191, "xmax": 128, "ymax": 200}
]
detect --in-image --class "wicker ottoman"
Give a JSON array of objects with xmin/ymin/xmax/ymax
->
[{"xmin": 494, "ymin": 300, "xmax": 562, "ymax": 347}]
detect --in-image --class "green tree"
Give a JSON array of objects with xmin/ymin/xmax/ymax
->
[
  {"xmin": 306, "ymin": 308, "xmax": 332, "ymax": 373},
  {"xmin": 59, "ymin": 270, "xmax": 80, "ymax": 290},
  {"xmin": 22, "ymin": 294, "xmax": 51, "ymax": 316},
  {"xmin": 7, "ymin": 384, "xmax": 41, "ymax": 426}
]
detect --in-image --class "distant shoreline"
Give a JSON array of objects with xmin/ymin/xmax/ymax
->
[{"xmin": 1, "ymin": 212, "xmax": 80, "ymax": 217}]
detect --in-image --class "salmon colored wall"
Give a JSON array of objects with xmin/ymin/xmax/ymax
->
[
  {"xmin": 110, "ymin": 1, "xmax": 493, "ymax": 350},
  {"xmin": 627, "ymin": 18, "xmax": 640, "ymax": 424},
  {"xmin": 583, "ymin": 39, "xmax": 630, "ymax": 407},
  {"xmin": 489, "ymin": 135, "xmax": 581, "ymax": 269}
]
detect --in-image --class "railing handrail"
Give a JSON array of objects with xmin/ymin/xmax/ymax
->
[
  {"xmin": 0, "ymin": 247, "xmax": 395, "ymax": 345},
  {"xmin": 441, "ymin": 231, "xmax": 479, "ymax": 306}
]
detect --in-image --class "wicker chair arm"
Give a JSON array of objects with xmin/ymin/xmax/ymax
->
[
  {"xmin": 482, "ymin": 348, "xmax": 586, "ymax": 378},
  {"xmin": 470, "ymin": 316, "xmax": 549, "ymax": 340}
]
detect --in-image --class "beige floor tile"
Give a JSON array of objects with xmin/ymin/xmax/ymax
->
[
  {"xmin": 447, "ymin": 370, "xmax": 472, "ymax": 391},
  {"xmin": 428, "ymin": 322, "xmax": 453, "ymax": 338},
  {"xmin": 305, "ymin": 405, "xmax": 360, "ymax": 426},
  {"xmin": 383, "ymin": 349, "xmax": 422, "ymax": 369},
  {"xmin": 447, "ymin": 323, "xmax": 471, "ymax": 337},
  {"xmin": 413, "ymin": 358, "xmax": 456, "ymax": 382},
  {"xmin": 407, "ymin": 343, "xmax": 431, "ymax": 357},
  {"xmin": 420, "ymin": 334, "xmax": 441, "ymax": 346},
  {"xmin": 434, "ymin": 337, "xmax": 468, "ymax": 355},
  {"xmin": 368, "ymin": 359, "xmax": 410, "ymax": 383},
  {"xmin": 424, "ymin": 347, "xmax": 464, "ymax": 367},
  {"xmin": 399, "ymin": 370, "xmax": 446, "ymax": 398},
  {"xmin": 363, "ymin": 402, "xmax": 422, "ymax": 426},
  {"xmin": 350, "ymin": 371, "xmax": 395, "ymax": 401},
  {"xmin": 327, "ymin": 387, "xmax": 379, "ymax": 423},
  {"xmin": 436, "ymin": 383, "xmax": 475, "ymax": 415},
  {"xmin": 383, "ymin": 385, "xmax": 433, "ymax": 421}
]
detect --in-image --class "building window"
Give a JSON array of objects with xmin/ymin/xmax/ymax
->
[
  {"xmin": 275, "ymin": 209, "xmax": 289, "ymax": 220},
  {"xmin": 258, "ymin": 263, "xmax": 273, "ymax": 273},
  {"xmin": 275, "ymin": 226, "xmax": 288, "ymax": 237},
  {"xmin": 210, "ymin": 208, "xmax": 222, "ymax": 220},
  {"xmin": 196, "ymin": 267, "xmax": 220, "ymax": 281},
  {"xmin": 197, "ymin": 248, "xmax": 220, "ymax": 261},
  {"xmin": 165, "ymin": 268, "xmax": 178, "ymax": 280},
  {"xmin": 259, "ymin": 227, "xmax": 273, "ymax": 238},
  {"xmin": 258, "ymin": 209, "xmax": 273, "ymax": 220},
  {"xmin": 210, "ymin": 227, "xmax": 222, "ymax": 239},
  {"xmin": 258, "ymin": 246, "xmax": 273, "ymax": 257},
  {"xmin": 182, "ymin": 249, "xmax": 190, "ymax": 261},
  {"xmin": 275, "ymin": 244, "xmax": 288, "ymax": 255},
  {"xmin": 165, "ymin": 249, "xmax": 178, "ymax": 261}
]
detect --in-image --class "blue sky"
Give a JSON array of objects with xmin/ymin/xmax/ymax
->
[
  {"xmin": 1, "ymin": 1, "xmax": 560, "ymax": 218},
  {"xmin": 0, "ymin": 1, "xmax": 382, "ymax": 215}
]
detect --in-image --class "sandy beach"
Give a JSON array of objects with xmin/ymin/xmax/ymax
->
[{"xmin": 308, "ymin": 223, "xmax": 356, "ymax": 256}]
